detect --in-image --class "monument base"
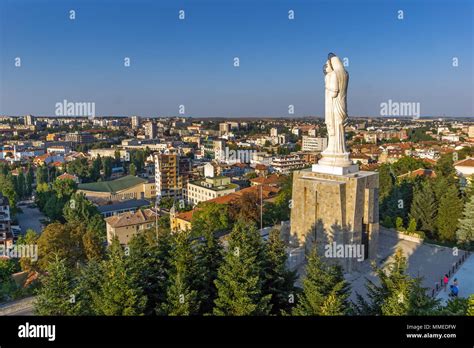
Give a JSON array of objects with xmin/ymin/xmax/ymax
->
[
  {"xmin": 312, "ymin": 163, "xmax": 359, "ymax": 175},
  {"xmin": 289, "ymin": 168, "xmax": 379, "ymax": 273}
]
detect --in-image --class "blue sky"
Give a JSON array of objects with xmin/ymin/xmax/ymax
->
[{"xmin": 0, "ymin": 0, "xmax": 472, "ymax": 117}]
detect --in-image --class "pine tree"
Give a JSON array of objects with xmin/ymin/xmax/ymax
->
[
  {"xmin": 263, "ymin": 229, "xmax": 297, "ymax": 315},
  {"xmin": 160, "ymin": 230, "xmax": 200, "ymax": 316},
  {"xmin": 355, "ymin": 249, "xmax": 438, "ymax": 315},
  {"xmin": 467, "ymin": 295, "xmax": 474, "ymax": 316},
  {"xmin": 195, "ymin": 229, "xmax": 223, "ymax": 314},
  {"xmin": 97, "ymin": 238, "xmax": 146, "ymax": 315},
  {"xmin": 436, "ymin": 185, "xmax": 463, "ymax": 242},
  {"xmin": 409, "ymin": 181, "xmax": 436, "ymax": 236},
  {"xmin": 35, "ymin": 255, "xmax": 76, "ymax": 315},
  {"xmin": 213, "ymin": 219, "xmax": 271, "ymax": 315},
  {"xmin": 456, "ymin": 195, "xmax": 474, "ymax": 245},
  {"xmin": 70, "ymin": 260, "xmax": 103, "ymax": 315},
  {"xmin": 293, "ymin": 249, "xmax": 350, "ymax": 316},
  {"xmin": 128, "ymin": 227, "xmax": 173, "ymax": 315}
]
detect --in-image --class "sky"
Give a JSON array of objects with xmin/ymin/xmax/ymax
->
[{"xmin": 0, "ymin": 0, "xmax": 473, "ymax": 118}]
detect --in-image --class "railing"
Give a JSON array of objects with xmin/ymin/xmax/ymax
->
[{"xmin": 430, "ymin": 250, "xmax": 471, "ymax": 298}]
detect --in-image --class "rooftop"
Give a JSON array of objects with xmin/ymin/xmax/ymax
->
[
  {"xmin": 78, "ymin": 175, "xmax": 147, "ymax": 193},
  {"xmin": 105, "ymin": 208, "xmax": 157, "ymax": 228}
]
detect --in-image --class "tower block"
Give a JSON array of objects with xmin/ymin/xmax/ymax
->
[{"xmin": 290, "ymin": 169, "xmax": 379, "ymax": 272}]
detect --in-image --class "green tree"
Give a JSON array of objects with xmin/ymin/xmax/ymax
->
[
  {"xmin": 96, "ymin": 239, "xmax": 146, "ymax": 315},
  {"xmin": 263, "ymin": 229, "xmax": 297, "ymax": 315},
  {"xmin": 213, "ymin": 219, "xmax": 271, "ymax": 315},
  {"xmin": 16, "ymin": 229, "xmax": 39, "ymax": 272},
  {"xmin": 355, "ymin": 249, "xmax": 438, "ymax": 315},
  {"xmin": 129, "ymin": 163, "xmax": 137, "ymax": 176},
  {"xmin": 70, "ymin": 260, "xmax": 103, "ymax": 315},
  {"xmin": 191, "ymin": 202, "xmax": 229, "ymax": 237},
  {"xmin": 160, "ymin": 230, "xmax": 200, "ymax": 315},
  {"xmin": 409, "ymin": 181, "xmax": 436, "ymax": 236},
  {"xmin": 467, "ymin": 295, "xmax": 474, "ymax": 316},
  {"xmin": 293, "ymin": 250, "xmax": 350, "ymax": 316},
  {"xmin": 101, "ymin": 157, "xmax": 114, "ymax": 179},
  {"xmin": 406, "ymin": 217, "xmax": 417, "ymax": 234},
  {"xmin": 195, "ymin": 229, "xmax": 224, "ymax": 314},
  {"xmin": 128, "ymin": 227, "xmax": 173, "ymax": 315},
  {"xmin": 435, "ymin": 154, "xmax": 456, "ymax": 181},
  {"xmin": 456, "ymin": 195, "xmax": 474, "ymax": 245},
  {"xmin": 436, "ymin": 185, "xmax": 463, "ymax": 242},
  {"xmin": 34, "ymin": 256, "xmax": 75, "ymax": 315},
  {"xmin": 37, "ymin": 222, "xmax": 87, "ymax": 270}
]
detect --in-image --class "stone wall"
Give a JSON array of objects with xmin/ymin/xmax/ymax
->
[{"xmin": 290, "ymin": 168, "xmax": 379, "ymax": 272}]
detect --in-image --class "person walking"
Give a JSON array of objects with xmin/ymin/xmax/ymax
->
[{"xmin": 443, "ymin": 274, "xmax": 449, "ymax": 292}]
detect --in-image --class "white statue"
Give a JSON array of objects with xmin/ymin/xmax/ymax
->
[{"xmin": 313, "ymin": 53, "xmax": 358, "ymax": 174}]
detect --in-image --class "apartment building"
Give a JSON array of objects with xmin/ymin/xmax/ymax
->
[{"xmin": 186, "ymin": 176, "xmax": 239, "ymax": 206}]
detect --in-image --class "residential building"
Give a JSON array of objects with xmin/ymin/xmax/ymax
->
[
  {"xmin": 155, "ymin": 153, "xmax": 191, "ymax": 200},
  {"xmin": 131, "ymin": 115, "xmax": 140, "ymax": 130},
  {"xmin": 65, "ymin": 132, "xmax": 95, "ymax": 143},
  {"xmin": 271, "ymin": 155, "xmax": 305, "ymax": 174},
  {"xmin": 144, "ymin": 121, "xmax": 157, "ymax": 139},
  {"xmin": 105, "ymin": 208, "xmax": 158, "ymax": 245},
  {"xmin": 0, "ymin": 194, "xmax": 12, "ymax": 250},
  {"xmin": 186, "ymin": 176, "xmax": 239, "ymax": 206},
  {"xmin": 302, "ymin": 136, "xmax": 327, "ymax": 152}
]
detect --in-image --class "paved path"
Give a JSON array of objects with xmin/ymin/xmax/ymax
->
[
  {"xmin": 16, "ymin": 206, "xmax": 45, "ymax": 234},
  {"xmin": 0, "ymin": 296, "xmax": 35, "ymax": 316},
  {"xmin": 436, "ymin": 255, "xmax": 474, "ymax": 304},
  {"xmin": 346, "ymin": 230, "xmax": 467, "ymax": 300}
]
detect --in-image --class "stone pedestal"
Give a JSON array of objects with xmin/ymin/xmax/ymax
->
[{"xmin": 289, "ymin": 168, "xmax": 379, "ymax": 272}]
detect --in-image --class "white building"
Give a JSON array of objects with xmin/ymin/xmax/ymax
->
[
  {"xmin": 270, "ymin": 127, "xmax": 278, "ymax": 137},
  {"xmin": 186, "ymin": 176, "xmax": 239, "ymax": 206},
  {"xmin": 271, "ymin": 155, "xmax": 305, "ymax": 174},
  {"xmin": 302, "ymin": 136, "xmax": 327, "ymax": 152}
]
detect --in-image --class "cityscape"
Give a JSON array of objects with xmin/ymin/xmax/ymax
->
[{"xmin": 0, "ymin": 0, "xmax": 473, "ymax": 346}]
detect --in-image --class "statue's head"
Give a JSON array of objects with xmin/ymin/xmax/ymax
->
[{"xmin": 323, "ymin": 61, "xmax": 333, "ymax": 75}]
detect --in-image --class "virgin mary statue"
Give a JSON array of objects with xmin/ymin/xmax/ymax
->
[{"xmin": 318, "ymin": 53, "xmax": 352, "ymax": 167}]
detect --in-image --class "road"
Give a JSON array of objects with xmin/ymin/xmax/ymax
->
[
  {"xmin": 0, "ymin": 296, "xmax": 35, "ymax": 316},
  {"xmin": 16, "ymin": 205, "xmax": 45, "ymax": 234}
]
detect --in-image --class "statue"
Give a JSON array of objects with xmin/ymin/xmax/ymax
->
[{"xmin": 313, "ymin": 53, "xmax": 358, "ymax": 174}]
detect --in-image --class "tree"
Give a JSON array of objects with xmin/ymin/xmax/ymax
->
[
  {"xmin": 34, "ymin": 256, "xmax": 75, "ymax": 315},
  {"xmin": 467, "ymin": 295, "xmax": 474, "ymax": 316},
  {"xmin": 37, "ymin": 222, "xmax": 87, "ymax": 270},
  {"xmin": 70, "ymin": 260, "xmax": 103, "ymax": 315},
  {"xmin": 67, "ymin": 158, "xmax": 91, "ymax": 182},
  {"xmin": 355, "ymin": 249, "xmax": 438, "ymax": 315},
  {"xmin": 129, "ymin": 163, "xmax": 137, "ymax": 176},
  {"xmin": 292, "ymin": 250, "xmax": 350, "ymax": 316},
  {"xmin": 90, "ymin": 156, "xmax": 102, "ymax": 181},
  {"xmin": 63, "ymin": 192, "xmax": 100, "ymax": 224},
  {"xmin": 228, "ymin": 192, "xmax": 260, "ymax": 225},
  {"xmin": 378, "ymin": 164, "xmax": 394, "ymax": 201},
  {"xmin": 406, "ymin": 217, "xmax": 417, "ymax": 234},
  {"xmin": 195, "ymin": 228, "xmax": 224, "ymax": 314},
  {"xmin": 160, "ymin": 230, "xmax": 200, "ymax": 315},
  {"xmin": 409, "ymin": 181, "xmax": 436, "ymax": 236},
  {"xmin": 16, "ymin": 229, "xmax": 39, "ymax": 272},
  {"xmin": 101, "ymin": 157, "xmax": 114, "ymax": 179},
  {"xmin": 435, "ymin": 154, "xmax": 456, "ymax": 181},
  {"xmin": 191, "ymin": 202, "xmax": 229, "ymax": 237},
  {"xmin": 456, "ymin": 195, "xmax": 474, "ymax": 245},
  {"xmin": 128, "ymin": 228, "xmax": 173, "ymax": 315},
  {"xmin": 436, "ymin": 185, "xmax": 463, "ymax": 242},
  {"xmin": 213, "ymin": 219, "xmax": 271, "ymax": 315},
  {"xmin": 263, "ymin": 229, "xmax": 297, "ymax": 315},
  {"xmin": 395, "ymin": 217, "xmax": 404, "ymax": 231},
  {"xmin": 0, "ymin": 258, "xmax": 19, "ymax": 302},
  {"xmin": 96, "ymin": 239, "xmax": 146, "ymax": 315}
]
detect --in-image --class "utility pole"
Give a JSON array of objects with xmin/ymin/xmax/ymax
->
[{"xmin": 260, "ymin": 183, "xmax": 263, "ymax": 231}]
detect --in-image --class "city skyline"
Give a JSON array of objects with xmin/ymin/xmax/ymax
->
[{"xmin": 1, "ymin": 0, "xmax": 473, "ymax": 117}]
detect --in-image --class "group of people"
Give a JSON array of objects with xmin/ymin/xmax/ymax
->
[{"xmin": 443, "ymin": 274, "xmax": 459, "ymax": 297}]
